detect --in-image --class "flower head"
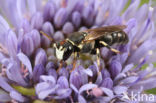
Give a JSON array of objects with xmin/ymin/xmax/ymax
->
[{"xmin": 0, "ymin": 0, "xmax": 156, "ymax": 103}]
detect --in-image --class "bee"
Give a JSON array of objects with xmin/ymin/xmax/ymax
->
[{"xmin": 40, "ymin": 25, "xmax": 128, "ymax": 72}]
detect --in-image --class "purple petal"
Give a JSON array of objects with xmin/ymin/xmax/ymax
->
[
  {"xmin": 46, "ymin": 61, "xmax": 57, "ymax": 70},
  {"xmin": 82, "ymin": 6, "xmax": 94, "ymax": 26},
  {"xmin": 100, "ymin": 87, "xmax": 114, "ymax": 98},
  {"xmin": 46, "ymin": 48, "xmax": 54, "ymax": 56},
  {"xmin": 120, "ymin": 53, "xmax": 129, "ymax": 64},
  {"xmin": 57, "ymin": 76, "xmax": 69, "ymax": 89},
  {"xmin": 79, "ymin": 26, "xmax": 88, "ymax": 31},
  {"xmin": 70, "ymin": 83, "xmax": 79, "ymax": 93},
  {"xmin": 54, "ymin": 88, "xmax": 72, "ymax": 99},
  {"xmin": 0, "ymin": 15, "xmax": 9, "ymax": 45},
  {"xmin": 133, "ymin": 16, "xmax": 153, "ymax": 44},
  {"xmin": 20, "ymin": 19, "xmax": 31, "ymax": 33},
  {"xmin": 72, "ymin": 11, "xmax": 81, "ymax": 28},
  {"xmin": 35, "ymin": 48, "xmax": 47, "ymax": 66},
  {"xmin": 88, "ymin": 65, "xmax": 97, "ymax": 78},
  {"xmin": 1, "ymin": 58, "xmax": 9, "ymax": 67},
  {"xmin": 0, "ymin": 15, "xmax": 9, "ymax": 30},
  {"xmin": 78, "ymin": 95, "xmax": 87, "ymax": 103},
  {"xmin": 128, "ymin": 40, "xmax": 156, "ymax": 64},
  {"xmin": 101, "ymin": 69, "xmax": 111, "ymax": 79},
  {"xmin": 2, "ymin": 0, "xmax": 22, "ymax": 28},
  {"xmin": 95, "ymin": 73, "xmax": 102, "ymax": 85},
  {"xmin": 6, "ymin": 62, "xmax": 28, "ymax": 86},
  {"xmin": 107, "ymin": 0, "xmax": 125, "ymax": 22},
  {"xmin": 0, "ymin": 90, "xmax": 11, "ymax": 102},
  {"xmin": 131, "ymin": 77, "xmax": 156, "ymax": 90},
  {"xmin": 66, "ymin": 0, "xmax": 78, "ymax": 13},
  {"xmin": 38, "ymin": 86, "xmax": 58, "ymax": 100},
  {"xmin": 95, "ymin": 1, "xmax": 109, "ymax": 26},
  {"xmin": 124, "ymin": 18, "xmax": 137, "ymax": 34},
  {"xmin": 109, "ymin": 16, "xmax": 122, "ymax": 25},
  {"xmin": 70, "ymin": 71, "xmax": 82, "ymax": 89},
  {"xmin": 93, "ymin": 0, "xmax": 102, "ymax": 12},
  {"xmin": 131, "ymin": 70, "xmax": 148, "ymax": 85},
  {"xmin": 53, "ymin": 31, "xmax": 64, "ymax": 41},
  {"xmin": 91, "ymin": 25, "xmax": 98, "ymax": 29},
  {"xmin": 54, "ymin": 8, "xmax": 68, "ymax": 28},
  {"xmin": 98, "ymin": 96, "xmax": 112, "ymax": 103},
  {"xmin": 27, "ymin": 0, "xmax": 37, "ymax": 15},
  {"xmin": 34, "ymin": 0, "xmax": 41, "ymax": 11},
  {"xmin": 82, "ymin": 68, "xmax": 93, "ymax": 77},
  {"xmin": 79, "ymin": 84, "xmax": 98, "ymax": 94},
  {"xmin": 42, "ymin": 22, "xmax": 54, "ymax": 36},
  {"xmin": 35, "ymin": 82, "xmax": 58, "ymax": 100},
  {"xmin": 122, "ymin": 64, "xmax": 134, "ymax": 73},
  {"xmin": 0, "ymin": 77, "xmax": 14, "ymax": 92},
  {"xmin": 135, "ymin": 4, "xmax": 148, "ymax": 23},
  {"xmin": 7, "ymin": 30, "xmax": 17, "ymax": 57},
  {"xmin": 30, "ymin": 29, "xmax": 41, "ymax": 49},
  {"xmin": 43, "ymin": 1, "xmax": 56, "ymax": 21},
  {"xmin": 10, "ymin": 91, "xmax": 28, "ymax": 102},
  {"xmin": 35, "ymin": 82, "xmax": 50, "ymax": 94},
  {"xmin": 77, "ymin": 66, "xmax": 88, "ymax": 85},
  {"xmin": 21, "ymin": 34, "xmax": 34, "ymax": 56},
  {"xmin": 101, "ymin": 48, "xmax": 109, "ymax": 59},
  {"xmin": 47, "ymin": 69, "xmax": 58, "ymax": 80},
  {"xmin": 74, "ymin": 0, "xmax": 84, "ymax": 12},
  {"xmin": 100, "ymin": 77, "xmax": 113, "ymax": 89},
  {"xmin": 122, "ymin": 0, "xmax": 140, "ymax": 21},
  {"xmin": 40, "ymin": 75, "xmax": 56, "ymax": 84},
  {"xmin": 114, "ymin": 73, "xmax": 126, "ymax": 82},
  {"xmin": 31, "ymin": 12, "xmax": 43, "ymax": 30},
  {"xmin": 58, "ymin": 67, "xmax": 69, "ymax": 78},
  {"xmin": 152, "ymin": 7, "xmax": 156, "ymax": 22},
  {"xmin": 113, "ymin": 86, "xmax": 128, "ymax": 95},
  {"xmin": 17, "ymin": 29, "xmax": 24, "ymax": 53},
  {"xmin": 62, "ymin": 22, "xmax": 74, "ymax": 35},
  {"xmin": 110, "ymin": 60, "xmax": 122, "ymax": 79},
  {"xmin": 17, "ymin": 52, "xmax": 33, "ymax": 77},
  {"xmin": 119, "ymin": 76, "xmax": 138, "ymax": 85},
  {"xmin": 33, "ymin": 64, "xmax": 45, "ymax": 83}
]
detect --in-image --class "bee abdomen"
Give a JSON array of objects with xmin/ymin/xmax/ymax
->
[{"xmin": 111, "ymin": 31, "xmax": 128, "ymax": 44}]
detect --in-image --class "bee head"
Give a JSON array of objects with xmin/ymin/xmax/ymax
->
[{"xmin": 53, "ymin": 42, "xmax": 73, "ymax": 61}]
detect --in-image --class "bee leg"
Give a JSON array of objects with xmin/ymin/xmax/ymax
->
[
  {"xmin": 96, "ymin": 48, "xmax": 101, "ymax": 74},
  {"xmin": 70, "ymin": 52, "xmax": 78, "ymax": 73},
  {"xmin": 57, "ymin": 60, "xmax": 63, "ymax": 73},
  {"xmin": 99, "ymin": 41, "xmax": 120, "ymax": 54}
]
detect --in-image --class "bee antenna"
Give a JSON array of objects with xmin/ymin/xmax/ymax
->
[{"xmin": 40, "ymin": 31, "xmax": 53, "ymax": 42}]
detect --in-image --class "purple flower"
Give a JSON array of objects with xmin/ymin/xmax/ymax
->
[{"xmin": 0, "ymin": 0, "xmax": 156, "ymax": 103}]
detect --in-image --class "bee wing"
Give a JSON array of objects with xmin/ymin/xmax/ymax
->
[{"xmin": 83, "ymin": 25, "xmax": 127, "ymax": 42}]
